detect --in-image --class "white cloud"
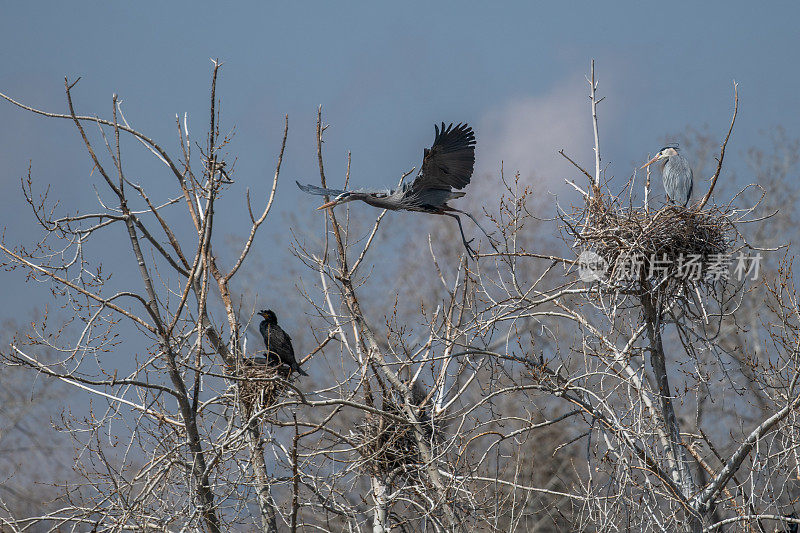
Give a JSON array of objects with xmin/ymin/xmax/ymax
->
[{"xmin": 476, "ymin": 74, "xmax": 601, "ymax": 198}]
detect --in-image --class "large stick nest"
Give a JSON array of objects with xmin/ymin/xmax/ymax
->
[
  {"xmin": 569, "ymin": 194, "xmax": 738, "ymax": 292},
  {"xmin": 236, "ymin": 360, "xmax": 290, "ymax": 416},
  {"xmin": 355, "ymin": 386, "xmax": 434, "ymax": 480}
]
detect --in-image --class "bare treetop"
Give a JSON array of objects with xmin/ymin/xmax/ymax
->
[{"xmin": 1, "ymin": 61, "xmax": 799, "ymax": 533}]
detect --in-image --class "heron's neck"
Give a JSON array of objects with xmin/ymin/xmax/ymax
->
[{"xmin": 363, "ymin": 194, "xmax": 398, "ymax": 210}]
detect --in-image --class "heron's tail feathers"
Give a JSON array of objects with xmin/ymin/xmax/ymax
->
[{"xmin": 295, "ymin": 365, "xmax": 310, "ymax": 377}]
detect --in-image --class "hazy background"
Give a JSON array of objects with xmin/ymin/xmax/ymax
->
[
  {"xmin": 1, "ymin": 3, "xmax": 799, "ymax": 522},
  {"xmin": 1, "ymin": 1, "xmax": 798, "ymax": 351}
]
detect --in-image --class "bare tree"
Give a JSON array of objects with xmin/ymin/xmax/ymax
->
[
  {"xmin": 0, "ymin": 62, "xmax": 292, "ymax": 531},
  {"xmin": 0, "ymin": 319, "xmax": 71, "ymax": 530},
  {"xmin": 2, "ymin": 60, "xmax": 800, "ymax": 533}
]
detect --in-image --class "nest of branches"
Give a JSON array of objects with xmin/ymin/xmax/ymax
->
[
  {"xmin": 356, "ymin": 387, "xmax": 434, "ymax": 480},
  {"xmin": 236, "ymin": 362, "xmax": 290, "ymax": 416},
  {"xmin": 570, "ymin": 194, "xmax": 737, "ymax": 293}
]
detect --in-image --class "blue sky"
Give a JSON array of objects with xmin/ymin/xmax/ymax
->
[{"xmin": 1, "ymin": 1, "xmax": 799, "ymax": 319}]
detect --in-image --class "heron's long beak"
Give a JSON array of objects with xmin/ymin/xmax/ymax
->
[
  {"xmin": 640, "ymin": 155, "xmax": 660, "ymax": 169},
  {"xmin": 316, "ymin": 199, "xmax": 338, "ymax": 210}
]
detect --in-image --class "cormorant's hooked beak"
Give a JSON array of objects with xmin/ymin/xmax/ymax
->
[
  {"xmin": 640, "ymin": 154, "xmax": 662, "ymax": 169},
  {"xmin": 316, "ymin": 199, "xmax": 339, "ymax": 210}
]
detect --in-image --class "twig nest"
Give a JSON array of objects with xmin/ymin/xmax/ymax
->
[
  {"xmin": 356, "ymin": 390, "xmax": 434, "ymax": 479},
  {"xmin": 571, "ymin": 197, "xmax": 736, "ymax": 292},
  {"xmin": 237, "ymin": 361, "xmax": 290, "ymax": 415}
]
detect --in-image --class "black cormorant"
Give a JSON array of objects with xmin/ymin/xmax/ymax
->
[{"xmin": 257, "ymin": 309, "xmax": 308, "ymax": 377}]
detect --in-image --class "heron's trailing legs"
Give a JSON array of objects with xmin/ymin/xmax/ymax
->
[
  {"xmin": 443, "ymin": 212, "xmax": 477, "ymax": 259},
  {"xmin": 443, "ymin": 207, "xmax": 500, "ymax": 258}
]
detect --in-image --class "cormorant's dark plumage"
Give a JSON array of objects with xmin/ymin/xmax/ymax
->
[{"xmin": 257, "ymin": 309, "xmax": 308, "ymax": 377}]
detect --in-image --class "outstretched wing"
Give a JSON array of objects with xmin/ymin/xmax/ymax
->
[
  {"xmin": 296, "ymin": 181, "xmax": 346, "ymax": 197},
  {"xmin": 413, "ymin": 122, "xmax": 476, "ymax": 192}
]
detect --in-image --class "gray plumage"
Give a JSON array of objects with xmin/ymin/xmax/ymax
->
[
  {"xmin": 257, "ymin": 309, "xmax": 308, "ymax": 377},
  {"xmin": 642, "ymin": 146, "xmax": 693, "ymax": 207},
  {"xmin": 297, "ymin": 122, "xmax": 491, "ymax": 258}
]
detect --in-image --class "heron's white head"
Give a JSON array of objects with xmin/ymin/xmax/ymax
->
[
  {"xmin": 641, "ymin": 146, "xmax": 679, "ymax": 169},
  {"xmin": 316, "ymin": 191, "xmax": 357, "ymax": 210}
]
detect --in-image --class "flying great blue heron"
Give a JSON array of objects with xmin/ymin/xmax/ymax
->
[
  {"xmin": 256, "ymin": 310, "xmax": 308, "ymax": 377},
  {"xmin": 641, "ymin": 146, "xmax": 693, "ymax": 207},
  {"xmin": 297, "ymin": 122, "xmax": 491, "ymax": 258}
]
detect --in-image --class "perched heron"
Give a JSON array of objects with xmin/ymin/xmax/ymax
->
[
  {"xmin": 641, "ymin": 146, "xmax": 693, "ymax": 207},
  {"xmin": 257, "ymin": 310, "xmax": 308, "ymax": 377},
  {"xmin": 297, "ymin": 122, "xmax": 491, "ymax": 258}
]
